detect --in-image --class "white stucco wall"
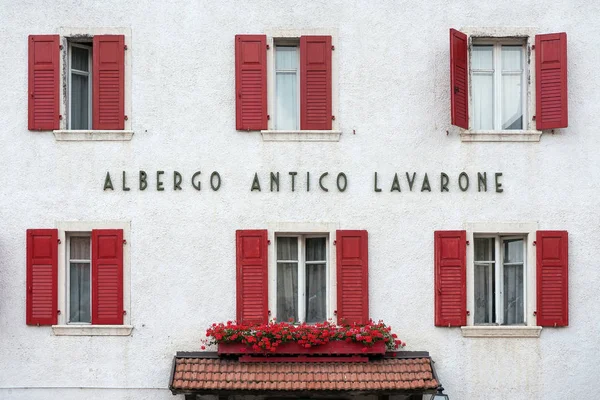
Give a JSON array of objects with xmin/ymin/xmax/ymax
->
[{"xmin": 0, "ymin": 0, "xmax": 598, "ymax": 399}]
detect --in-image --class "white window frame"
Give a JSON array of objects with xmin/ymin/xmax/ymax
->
[
  {"xmin": 458, "ymin": 27, "xmax": 542, "ymax": 143},
  {"xmin": 261, "ymin": 28, "xmax": 342, "ymax": 142},
  {"xmin": 53, "ymin": 27, "xmax": 133, "ymax": 141},
  {"xmin": 275, "ymin": 234, "xmax": 329, "ymax": 323},
  {"xmin": 267, "ymin": 222, "xmax": 339, "ymax": 323},
  {"xmin": 65, "ymin": 232, "xmax": 92, "ymax": 324},
  {"xmin": 462, "ymin": 222, "xmax": 541, "ymax": 338},
  {"xmin": 53, "ymin": 221, "xmax": 133, "ymax": 336},
  {"xmin": 67, "ymin": 42, "xmax": 93, "ymax": 130}
]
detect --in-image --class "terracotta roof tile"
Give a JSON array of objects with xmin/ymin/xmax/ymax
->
[{"xmin": 170, "ymin": 356, "xmax": 439, "ymax": 393}]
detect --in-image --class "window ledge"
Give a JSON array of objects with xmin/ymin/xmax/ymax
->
[
  {"xmin": 53, "ymin": 130, "xmax": 134, "ymax": 141},
  {"xmin": 52, "ymin": 325, "xmax": 133, "ymax": 336},
  {"xmin": 261, "ymin": 130, "xmax": 341, "ymax": 142},
  {"xmin": 460, "ymin": 130, "xmax": 542, "ymax": 142},
  {"xmin": 461, "ymin": 326, "xmax": 542, "ymax": 338}
]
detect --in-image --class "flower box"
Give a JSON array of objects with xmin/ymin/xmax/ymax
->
[{"xmin": 218, "ymin": 340, "xmax": 386, "ymax": 355}]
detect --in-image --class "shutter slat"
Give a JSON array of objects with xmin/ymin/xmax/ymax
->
[
  {"xmin": 28, "ymin": 35, "xmax": 60, "ymax": 130},
  {"xmin": 93, "ymin": 35, "xmax": 125, "ymax": 130},
  {"xmin": 26, "ymin": 229, "xmax": 58, "ymax": 325},
  {"xmin": 92, "ymin": 229, "xmax": 124, "ymax": 325},
  {"xmin": 434, "ymin": 230, "xmax": 466, "ymax": 327},
  {"xmin": 235, "ymin": 35, "xmax": 267, "ymax": 131},
  {"xmin": 300, "ymin": 36, "xmax": 332, "ymax": 130},
  {"xmin": 450, "ymin": 29, "xmax": 469, "ymax": 129},
  {"xmin": 236, "ymin": 230, "xmax": 268, "ymax": 325},
  {"xmin": 535, "ymin": 33, "xmax": 568, "ymax": 130},
  {"xmin": 336, "ymin": 230, "xmax": 369, "ymax": 325},
  {"xmin": 536, "ymin": 231, "xmax": 568, "ymax": 326}
]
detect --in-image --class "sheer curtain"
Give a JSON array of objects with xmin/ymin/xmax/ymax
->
[
  {"xmin": 277, "ymin": 237, "xmax": 298, "ymax": 322},
  {"xmin": 69, "ymin": 236, "xmax": 91, "ymax": 323},
  {"xmin": 305, "ymin": 238, "xmax": 326, "ymax": 323},
  {"xmin": 275, "ymin": 46, "xmax": 298, "ymax": 130},
  {"xmin": 472, "ymin": 46, "xmax": 494, "ymax": 130},
  {"xmin": 474, "ymin": 238, "xmax": 495, "ymax": 324},
  {"xmin": 501, "ymin": 46, "xmax": 523, "ymax": 130},
  {"xmin": 70, "ymin": 46, "xmax": 90, "ymax": 130},
  {"xmin": 503, "ymin": 239, "xmax": 524, "ymax": 324}
]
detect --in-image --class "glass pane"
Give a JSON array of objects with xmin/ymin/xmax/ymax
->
[
  {"xmin": 472, "ymin": 73, "xmax": 494, "ymax": 130},
  {"xmin": 472, "ymin": 46, "xmax": 493, "ymax": 70},
  {"xmin": 501, "ymin": 46, "xmax": 523, "ymax": 130},
  {"xmin": 474, "ymin": 264, "xmax": 495, "ymax": 324},
  {"xmin": 306, "ymin": 238, "xmax": 326, "ymax": 261},
  {"xmin": 71, "ymin": 73, "xmax": 89, "ymax": 129},
  {"xmin": 275, "ymin": 46, "xmax": 298, "ymax": 130},
  {"xmin": 277, "ymin": 237, "xmax": 298, "ymax": 260},
  {"xmin": 474, "ymin": 238, "xmax": 495, "ymax": 262},
  {"xmin": 71, "ymin": 46, "xmax": 89, "ymax": 72},
  {"xmin": 306, "ymin": 263, "xmax": 326, "ymax": 323},
  {"xmin": 69, "ymin": 262, "xmax": 91, "ymax": 323},
  {"xmin": 70, "ymin": 236, "xmax": 90, "ymax": 259},
  {"xmin": 276, "ymin": 46, "xmax": 298, "ymax": 70},
  {"xmin": 504, "ymin": 239, "xmax": 524, "ymax": 263},
  {"xmin": 277, "ymin": 262, "xmax": 298, "ymax": 322},
  {"xmin": 503, "ymin": 264, "xmax": 524, "ymax": 324}
]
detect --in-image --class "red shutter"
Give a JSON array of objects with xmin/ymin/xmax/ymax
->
[
  {"xmin": 336, "ymin": 230, "xmax": 369, "ymax": 325},
  {"xmin": 536, "ymin": 33, "xmax": 568, "ymax": 130},
  {"xmin": 450, "ymin": 29, "xmax": 468, "ymax": 129},
  {"xmin": 536, "ymin": 231, "xmax": 568, "ymax": 327},
  {"xmin": 300, "ymin": 36, "xmax": 332, "ymax": 130},
  {"xmin": 434, "ymin": 230, "xmax": 466, "ymax": 327},
  {"xmin": 236, "ymin": 230, "xmax": 268, "ymax": 325},
  {"xmin": 26, "ymin": 229, "xmax": 58, "ymax": 325},
  {"xmin": 93, "ymin": 35, "xmax": 125, "ymax": 130},
  {"xmin": 92, "ymin": 229, "xmax": 124, "ymax": 325},
  {"xmin": 235, "ymin": 35, "xmax": 267, "ymax": 131},
  {"xmin": 28, "ymin": 35, "xmax": 60, "ymax": 131}
]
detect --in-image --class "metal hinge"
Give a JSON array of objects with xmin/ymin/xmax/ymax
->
[
  {"xmin": 124, "ymin": 115, "xmax": 129, "ymax": 121},
  {"xmin": 123, "ymin": 239, "xmax": 127, "ymax": 245},
  {"xmin": 266, "ymin": 44, "xmax": 270, "ymax": 50},
  {"xmin": 532, "ymin": 45, "xmax": 535, "ymax": 50},
  {"xmin": 124, "ymin": 45, "xmax": 128, "ymax": 50},
  {"xmin": 267, "ymin": 114, "xmax": 270, "ymax": 120},
  {"xmin": 332, "ymin": 115, "xmax": 336, "ymax": 121},
  {"xmin": 333, "ymin": 240, "xmax": 337, "ymax": 245},
  {"xmin": 533, "ymin": 241, "xmax": 537, "ymax": 246},
  {"xmin": 331, "ymin": 45, "xmax": 335, "ymax": 51}
]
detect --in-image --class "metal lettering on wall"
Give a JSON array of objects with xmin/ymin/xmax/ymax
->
[{"xmin": 103, "ymin": 171, "xmax": 504, "ymax": 193}]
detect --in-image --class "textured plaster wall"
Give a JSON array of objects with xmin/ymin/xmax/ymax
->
[{"xmin": 0, "ymin": 0, "xmax": 598, "ymax": 399}]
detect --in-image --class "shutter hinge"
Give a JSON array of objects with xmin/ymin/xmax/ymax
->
[
  {"xmin": 466, "ymin": 240, "xmax": 470, "ymax": 245},
  {"xmin": 331, "ymin": 45, "xmax": 335, "ymax": 51},
  {"xmin": 532, "ymin": 45, "xmax": 535, "ymax": 50},
  {"xmin": 533, "ymin": 241, "xmax": 537, "ymax": 246},
  {"xmin": 466, "ymin": 310, "xmax": 470, "ymax": 316},
  {"xmin": 124, "ymin": 115, "xmax": 129, "ymax": 121},
  {"xmin": 331, "ymin": 115, "xmax": 336, "ymax": 121},
  {"xmin": 123, "ymin": 310, "xmax": 127, "ymax": 315},
  {"xmin": 267, "ymin": 239, "xmax": 271, "ymax": 245},
  {"xmin": 124, "ymin": 45, "xmax": 128, "ymax": 50},
  {"xmin": 57, "ymin": 238, "xmax": 61, "ymax": 244},
  {"xmin": 59, "ymin": 44, "xmax": 63, "ymax": 50},
  {"xmin": 334, "ymin": 310, "xmax": 337, "ymax": 315},
  {"xmin": 267, "ymin": 114, "xmax": 270, "ymax": 120},
  {"xmin": 333, "ymin": 240, "xmax": 337, "ymax": 245},
  {"xmin": 123, "ymin": 239, "xmax": 127, "ymax": 245},
  {"xmin": 533, "ymin": 311, "xmax": 537, "ymax": 316},
  {"xmin": 268, "ymin": 309, "xmax": 271, "ymax": 315},
  {"xmin": 266, "ymin": 44, "xmax": 270, "ymax": 50},
  {"xmin": 532, "ymin": 115, "xmax": 536, "ymax": 121},
  {"xmin": 57, "ymin": 310, "xmax": 61, "ymax": 315},
  {"xmin": 59, "ymin": 115, "xmax": 63, "ymax": 120}
]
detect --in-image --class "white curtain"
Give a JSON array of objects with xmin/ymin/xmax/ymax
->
[
  {"xmin": 277, "ymin": 237, "xmax": 298, "ymax": 322},
  {"xmin": 275, "ymin": 46, "xmax": 298, "ymax": 130},
  {"xmin": 503, "ymin": 239, "xmax": 524, "ymax": 324},
  {"xmin": 501, "ymin": 46, "xmax": 523, "ymax": 130},
  {"xmin": 305, "ymin": 238, "xmax": 326, "ymax": 323},
  {"xmin": 472, "ymin": 46, "xmax": 494, "ymax": 130},
  {"xmin": 474, "ymin": 238, "xmax": 495, "ymax": 324},
  {"xmin": 70, "ymin": 46, "xmax": 90, "ymax": 130},
  {"xmin": 69, "ymin": 236, "xmax": 91, "ymax": 323}
]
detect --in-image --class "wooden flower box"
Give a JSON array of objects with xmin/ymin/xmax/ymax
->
[{"xmin": 217, "ymin": 340, "xmax": 386, "ymax": 355}]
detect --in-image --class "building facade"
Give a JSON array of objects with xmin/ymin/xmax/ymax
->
[{"xmin": 0, "ymin": 0, "xmax": 596, "ymax": 399}]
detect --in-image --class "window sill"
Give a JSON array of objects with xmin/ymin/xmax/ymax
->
[
  {"xmin": 460, "ymin": 130, "xmax": 542, "ymax": 142},
  {"xmin": 53, "ymin": 130, "xmax": 134, "ymax": 141},
  {"xmin": 461, "ymin": 326, "xmax": 542, "ymax": 338},
  {"xmin": 261, "ymin": 130, "xmax": 341, "ymax": 142},
  {"xmin": 52, "ymin": 325, "xmax": 133, "ymax": 336}
]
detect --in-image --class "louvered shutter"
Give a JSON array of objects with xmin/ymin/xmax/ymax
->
[
  {"xmin": 235, "ymin": 35, "xmax": 267, "ymax": 131},
  {"xmin": 26, "ymin": 229, "xmax": 58, "ymax": 325},
  {"xmin": 336, "ymin": 230, "xmax": 369, "ymax": 325},
  {"xmin": 93, "ymin": 35, "xmax": 125, "ymax": 130},
  {"xmin": 92, "ymin": 229, "xmax": 124, "ymax": 325},
  {"xmin": 28, "ymin": 35, "xmax": 60, "ymax": 131},
  {"xmin": 536, "ymin": 231, "xmax": 568, "ymax": 327},
  {"xmin": 236, "ymin": 230, "xmax": 268, "ymax": 325},
  {"xmin": 300, "ymin": 36, "xmax": 332, "ymax": 130},
  {"xmin": 450, "ymin": 29, "xmax": 468, "ymax": 129},
  {"xmin": 535, "ymin": 33, "xmax": 568, "ymax": 130},
  {"xmin": 434, "ymin": 230, "xmax": 466, "ymax": 327}
]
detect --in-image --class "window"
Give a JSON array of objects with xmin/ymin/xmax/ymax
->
[
  {"xmin": 274, "ymin": 43, "xmax": 300, "ymax": 130},
  {"xmin": 471, "ymin": 41, "xmax": 525, "ymax": 131},
  {"xmin": 68, "ymin": 43, "xmax": 93, "ymax": 130},
  {"xmin": 67, "ymin": 234, "xmax": 92, "ymax": 323},
  {"xmin": 473, "ymin": 236, "xmax": 525, "ymax": 325},
  {"xmin": 276, "ymin": 235, "xmax": 328, "ymax": 323}
]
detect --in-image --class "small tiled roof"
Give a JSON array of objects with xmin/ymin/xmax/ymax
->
[{"xmin": 170, "ymin": 352, "xmax": 439, "ymax": 395}]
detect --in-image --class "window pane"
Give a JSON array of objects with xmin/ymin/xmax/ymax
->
[
  {"xmin": 277, "ymin": 262, "xmax": 298, "ymax": 322},
  {"xmin": 472, "ymin": 46, "xmax": 493, "ymax": 70},
  {"xmin": 474, "ymin": 238, "xmax": 495, "ymax": 262},
  {"xmin": 501, "ymin": 46, "xmax": 523, "ymax": 130},
  {"xmin": 71, "ymin": 46, "xmax": 89, "ymax": 72},
  {"xmin": 474, "ymin": 264, "xmax": 495, "ymax": 324},
  {"xmin": 71, "ymin": 73, "xmax": 89, "ymax": 130},
  {"xmin": 306, "ymin": 263, "xmax": 326, "ymax": 323},
  {"xmin": 70, "ymin": 236, "xmax": 90, "ymax": 259},
  {"xmin": 277, "ymin": 237, "xmax": 298, "ymax": 260},
  {"xmin": 503, "ymin": 264, "xmax": 524, "ymax": 324},
  {"xmin": 504, "ymin": 239, "xmax": 524, "ymax": 263},
  {"xmin": 472, "ymin": 46, "xmax": 494, "ymax": 130},
  {"xmin": 275, "ymin": 46, "xmax": 298, "ymax": 130},
  {"xmin": 306, "ymin": 238, "xmax": 326, "ymax": 261},
  {"xmin": 69, "ymin": 263, "xmax": 91, "ymax": 323}
]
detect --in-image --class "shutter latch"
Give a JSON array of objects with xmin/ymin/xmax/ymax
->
[
  {"xmin": 123, "ymin": 310, "xmax": 127, "ymax": 315},
  {"xmin": 57, "ymin": 238, "xmax": 61, "ymax": 244},
  {"xmin": 331, "ymin": 45, "xmax": 335, "ymax": 51},
  {"xmin": 533, "ymin": 311, "xmax": 537, "ymax": 316},
  {"xmin": 124, "ymin": 115, "xmax": 129, "ymax": 121},
  {"xmin": 466, "ymin": 310, "xmax": 470, "ymax": 316},
  {"xmin": 123, "ymin": 239, "xmax": 127, "ymax": 245},
  {"xmin": 533, "ymin": 241, "xmax": 537, "ymax": 246},
  {"xmin": 124, "ymin": 45, "xmax": 128, "ymax": 50},
  {"xmin": 331, "ymin": 115, "xmax": 336, "ymax": 121},
  {"xmin": 57, "ymin": 310, "xmax": 61, "ymax": 315},
  {"xmin": 333, "ymin": 240, "xmax": 336, "ymax": 245}
]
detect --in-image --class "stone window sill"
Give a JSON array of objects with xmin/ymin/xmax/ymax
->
[
  {"xmin": 52, "ymin": 325, "xmax": 133, "ymax": 336},
  {"xmin": 261, "ymin": 130, "xmax": 341, "ymax": 142},
  {"xmin": 460, "ymin": 130, "xmax": 542, "ymax": 142},
  {"xmin": 461, "ymin": 326, "xmax": 542, "ymax": 338},
  {"xmin": 53, "ymin": 130, "xmax": 134, "ymax": 141}
]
